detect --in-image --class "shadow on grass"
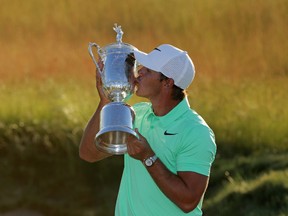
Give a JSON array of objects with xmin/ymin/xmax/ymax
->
[
  {"xmin": 0, "ymin": 121, "xmax": 124, "ymax": 215},
  {"xmin": 204, "ymin": 181, "xmax": 288, "ymax": 216},
  {"xmin": 0, "ymin": 121, "xmax": 287, "ymax": 215}
]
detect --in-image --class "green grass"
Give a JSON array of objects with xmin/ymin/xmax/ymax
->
[
  {"xmin": 1, "ymin": 76, "xmax": 287, "ymax": 155},
  {"xmin": 189, "ymin": 76, "xmax": 288, "ymax": 155},
  {"xmin": 205, "ymin": 154, "xmax": 288, "ymax": 216},
  {"xmin": 1, "ymin": 78, "xmax": 287, "ymax": 215},
  {"xmin": 1, "ymin": 0, "xmax": 288, "ymax": 215}
]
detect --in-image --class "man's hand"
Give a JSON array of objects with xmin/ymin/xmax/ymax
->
[
  {"xmin": 126, "ymin": 129, "xmax": 154, "ymax": 161},
  {"xmin": 95, "ymin": 60, "xmax": 110, "ymax": 104},
  {"xmin": 79, "ymin": 59, "xmax": 111, "ymax": 163}
]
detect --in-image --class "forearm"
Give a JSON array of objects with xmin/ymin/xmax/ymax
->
[
  {"xmin": 127, "ymin": 131, "xmax": 208, "ymax": 212},
  {"xmin": 146, "ymin": 159, "xmax": 207, "ymax": 213},
  {"xmin": 79, "ymin": 101, "xmax": 111, "ymax": 162}
]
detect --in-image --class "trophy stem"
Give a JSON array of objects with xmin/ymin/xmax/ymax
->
[{"xmin": 112, "ymin": 94, "xmax": 124, "ymax": 102}]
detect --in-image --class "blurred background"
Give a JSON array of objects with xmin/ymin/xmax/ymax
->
[{"xmin": 0, "ymin": 0, "xmax": 287, "ymax": 215}]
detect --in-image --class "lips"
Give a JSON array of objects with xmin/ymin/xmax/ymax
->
[
  {"xmin": 133, "ymin": 78, "xmax": 140, "ymax": 92},
  {"xmin": 134, "ymin": 76, "xmax": 142, "ymax": 86}
]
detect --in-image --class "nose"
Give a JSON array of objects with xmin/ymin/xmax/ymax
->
[
  {"xmin": 134, "ymin": 68, "xmax": 141, "ymax": 79},
  {"xmin": 135, "ymin": 68, "xmax": 144, "ymax": 82},
  {"xmin": 137, "ymin": 67, "xmax": 145, "ymax": 76},
  {"xmin": 137, "ymin": 70, "xmax": 142, "ymax": 77}
]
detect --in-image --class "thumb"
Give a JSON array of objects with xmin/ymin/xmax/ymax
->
[{"xmin": 134, "ymin": 128, "xmax": 143, "ymax": 140}]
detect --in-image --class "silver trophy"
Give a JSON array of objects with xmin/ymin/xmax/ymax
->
[{"xmin": 88, "ymin": 24, "xmax": 138, "ymax": 154}]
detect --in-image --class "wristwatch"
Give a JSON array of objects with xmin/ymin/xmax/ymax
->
[{"xmin": 143, "ymin": 155, "xmax": 158, "ymax": 167}]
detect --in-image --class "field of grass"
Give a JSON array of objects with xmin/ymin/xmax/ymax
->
[{"xmin": 1, "ymin": 0, "xmax": 288, "ymax": 215}]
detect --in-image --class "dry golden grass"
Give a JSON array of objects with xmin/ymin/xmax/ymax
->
[
  {"xmin": 1, "ymin": 2, "xmax": 288, "ymax": 215},
  {"xmin": 1, "ymin": 0, "xmax": 287, "ymax": 83},
  {"xmin": 1, "ymin": 0, "xmax": 287, "ymax": 150}
]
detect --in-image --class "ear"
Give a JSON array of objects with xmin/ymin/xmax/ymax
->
[{"xmin": 164, "ymin": 78, "xmax": 175, "ymax": 88}]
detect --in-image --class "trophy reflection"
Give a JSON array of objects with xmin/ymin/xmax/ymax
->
[{"xmin": 88, "ymin": 24, "xmax": 138, "ymax": 155}]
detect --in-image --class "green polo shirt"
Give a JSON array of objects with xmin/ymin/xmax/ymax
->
[{"xmin": 115, "ymin": 98, "xmax": 216, "ymax": 216}]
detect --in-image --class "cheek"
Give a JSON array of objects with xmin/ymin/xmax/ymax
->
[
  {"xmin": 144, "ymin": 80, "xmax": 162, "ymax": 93},
  {"xmin": 135, "ymin": 80, "xmax": 153, "ymax": 95}
]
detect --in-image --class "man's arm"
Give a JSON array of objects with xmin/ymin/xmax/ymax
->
[
  {"xmin": 127, "ymin": 129, "xmax": 209, "ymax": 213},
  {"xmin": 146, "ymin": 160, "xmax": 209, "ymax": 213},
  {"xmin": 79, "ymin": 100, "xmax": 112, "ymax": 162},
  {"xmin": 79, "ymin": 63, "xmax": 112, "ymax": 162}
]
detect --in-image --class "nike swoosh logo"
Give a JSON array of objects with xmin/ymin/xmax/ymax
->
[{"xmin": 164, "ymin": 130, "xmax": 178, "ymax": 135}]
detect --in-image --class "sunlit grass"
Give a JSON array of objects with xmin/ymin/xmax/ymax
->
[
  {"xmin": 1, "ymin": 0, "xmax": 288, "ymax": 215},
  {"xmin": 1, "ymin": 75, "xmax": 287, "ymax": 155},
  {"xmin": 204, "ymin": 154, "xmax": 288, "ymax": 215},
  {"xmin": 189, "ymin": 76, "xmax": 288, "ymax": 154},
  {"xmin": 1, "ymin": 0, "xmax": 288, "ymax": 79}
]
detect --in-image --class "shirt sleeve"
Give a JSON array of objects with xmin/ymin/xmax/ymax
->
[{"xmin": 176, "ymin": 125, "xmax": 217, "ymax": 176}]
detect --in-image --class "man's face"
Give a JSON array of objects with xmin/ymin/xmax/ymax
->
[{"xmin": 134, "ymin": 66, "xmax": 162, "ymax": 99}]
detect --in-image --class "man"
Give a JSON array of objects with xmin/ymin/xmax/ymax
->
[{"xmin": 79, "ymin": 44, "xmax": 217, "ymax": 216}]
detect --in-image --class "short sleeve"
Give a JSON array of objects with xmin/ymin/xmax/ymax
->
[{"xmin": 176, "ymin": 125, "xmax": 216, "ymax": 176}]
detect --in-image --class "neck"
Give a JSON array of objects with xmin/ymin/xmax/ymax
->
[{"xmin": 150, "ymin": 97, "xmax": 182, "ymax": 116}]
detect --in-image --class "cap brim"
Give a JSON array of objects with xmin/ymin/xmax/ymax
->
[{"xmin": 133, "ymin": 49, "xmax": 159, "ymax": 72}]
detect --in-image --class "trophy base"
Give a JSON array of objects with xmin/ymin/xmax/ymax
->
[{"xmin": 95, "ymin": 126, "xmax": 138, "ymax": 155}]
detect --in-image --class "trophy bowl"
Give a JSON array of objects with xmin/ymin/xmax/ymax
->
[
  {"xmin": 98, "ymin": 43, "xmax": 137, "ymax": 102},
  {"xmin": 95, "ymin": 102, "xmax": 137, "ymax": 155}
]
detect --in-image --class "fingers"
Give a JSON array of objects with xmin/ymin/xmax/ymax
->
[
  {"xmin": 127, "ymin": 131, "xmax": 140, "ymax": 153},
  {"xmin": 96, "ymin": 60, "xmax": 103, "ymax": 78},
  {"xmin": 94, "ymin": 61, "xmax": 110, "ymax": 102},
  {"xmin": 127, "ymin": 140, "xmax": 142, "ymax": 156},
  {"xmin": 96, "ymin": 69, "xmax": 102, "ymax": 86},
  {"xmin": 98, "ymin": 60, "xmax": 104, "ymax": 69},
  {"xmin": 134, "ymin": 128, "xmax": 144, "ymax": 141},
  {"xmin": 95, "ymin": 70, "xmax": 103, "ymax": 94},
  {"xmin": 127, "ymin": 129, "xmax": 151, "ymax": 160}
]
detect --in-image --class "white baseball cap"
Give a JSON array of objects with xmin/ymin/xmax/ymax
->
[{"xmin": 133, "ymin": 44, "xmax": 195, "ymax": 89}]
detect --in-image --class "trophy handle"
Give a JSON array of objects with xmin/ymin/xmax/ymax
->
[{"xmin": 88, "ymin": 42, "xmax": 103, "ymax": 73}]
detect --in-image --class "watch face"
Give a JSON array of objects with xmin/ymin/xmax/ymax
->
[{"xmin": 145, "ymin": 159, "xmax": 153, "ymax": 166}]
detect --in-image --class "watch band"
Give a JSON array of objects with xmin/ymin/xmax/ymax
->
[{"xmin": 143, "ymin": 155, "xmax": 158, "ymax": 167}]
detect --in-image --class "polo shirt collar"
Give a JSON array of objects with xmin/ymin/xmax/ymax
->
[{"xmin": 147, "ymin": 97, "xmax": 191, "ymax": 126}]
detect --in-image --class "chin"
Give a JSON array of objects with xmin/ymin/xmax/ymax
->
[
  {"xmin": 135, "ymin": 90, "xmax": 141, "ymax": 97},
  {"xmin": 134, "ymin": 85, "xmax": 140, "ymax": 95},
  {"xmin": 134, "ymin": 85, "xmax": 146, "ymax": 98},
  {"xmin": 135, "ymin": 89, "xmax": 144, "ymax": 97}
]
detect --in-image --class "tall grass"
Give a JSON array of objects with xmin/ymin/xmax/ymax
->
[
  {"xmin": 189, "ymin": 76, "xmax": 288, "ymax": 155},
  {"xmin": 1, "ymin": 0, "xmax": 287, "ymax": 152},
  {"xmin": 205, "ymin": 153, "xmax": 288, "ymax": 215},
  {"xmin": 1, "ymin": 76, "xmax": 287, "ymax": 155},
  {"xmin": 1, "ymin": 0, "xmax": 288, "ymax": 215},
  {"xmin": 1, "ymin": 0, "xmax": 288, "ymax": 79}
]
